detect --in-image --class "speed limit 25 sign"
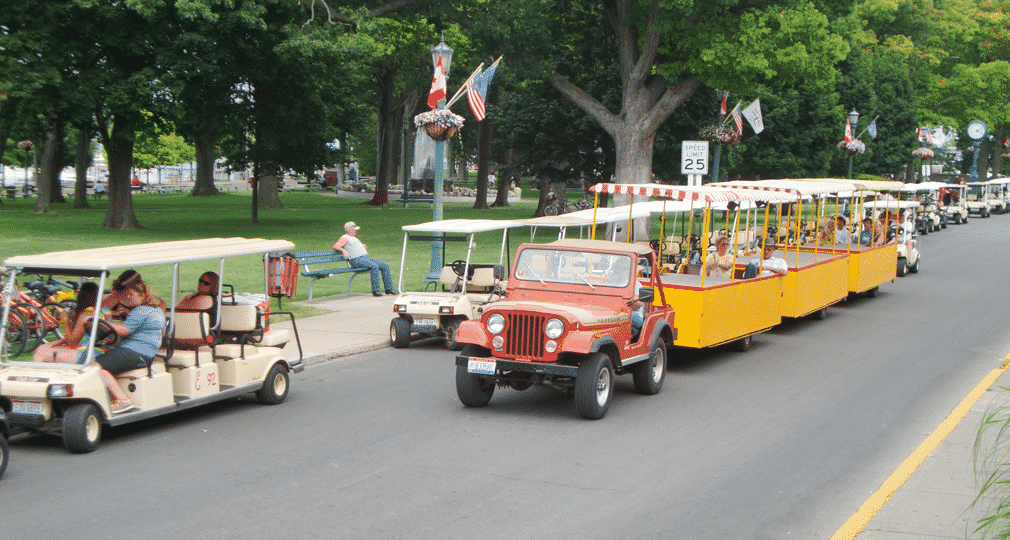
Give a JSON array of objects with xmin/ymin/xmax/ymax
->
[{"xmin": 681, "ymin": 141, "xmax": 709, "ymax": 175}]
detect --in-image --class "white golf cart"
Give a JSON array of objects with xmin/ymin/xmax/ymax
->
[
  {"xmin": 0, "ymin": 238, "xmax": 304, "ymax": 453},
  {"xmin": 863, "ymin": 200, "xmax": 920, "ymax": 277},
  {"xmin": 966, "ymin": 181, "xmax": 995, "ymax": 217},
  {"xmin": 900, "ymin": 182, "xmax": 948, "ymax": 233},
  {"xmin": 987, "ymin": 178, "xmax": 1010, "ymax": 214},
  {"xmin": 939, "ymin": 183, "xmax": 969, "ymax": 224},
  {"xmin": 390, "ymin": 219, "xmax": 521, "ymax": 350}
]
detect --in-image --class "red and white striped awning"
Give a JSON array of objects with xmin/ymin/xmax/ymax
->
[{"xmin": 590, "ymin": 183, "xmax": 797, "ymax": 203}]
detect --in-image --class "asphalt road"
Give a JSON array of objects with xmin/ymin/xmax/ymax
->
[{"xmin": 3, "ymin": 216, "xmax": 1008, "ymax": 540}]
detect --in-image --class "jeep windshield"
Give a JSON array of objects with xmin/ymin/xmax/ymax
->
[{"xmin": 514, "ymin": 248, "xmax": 632, "ymax": 288}]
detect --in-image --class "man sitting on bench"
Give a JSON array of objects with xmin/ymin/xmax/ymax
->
[{"xmin": 333, "ymin": 221, "xmax": 397, "ymax": 297}]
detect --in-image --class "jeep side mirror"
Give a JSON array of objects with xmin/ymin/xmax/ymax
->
[{"xmin": 638, "ymin": 287, "xmax": 654, "ymax": 304}]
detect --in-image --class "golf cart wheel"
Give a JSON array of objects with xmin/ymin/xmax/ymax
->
[
  {"xmin": 954, "ymin": 214, "xmax": 962, "ymax": 224},
  {"xmin": 909, "ymin": 255, "xmax": 919, "ymax": 274},
  {"xmin": 941, "ymin": 219, "xmax": 947, "ymax": 229},
  {"xmin": 63, "ymin": 403, "xmax": 102, "ymax": 453},
  {"xmin": 0, "ymin": 432, "xmax": 8, "ymax": 479},
  {"xmin": 455, "ymin": 345, "xmax": 494, "ymax": 407},
  {"xmin": 575, "ymin": 353, "xmax": 614, "ymax": 420},
  {"xmin": 896, "ymin": 258, "xmax": 906, "ymax": 277},
  {"xmin": 444, "ymin": 319, "xmax": 463, "ymax": 351},
  {"xmin": 256, "ymin": 363, "xmax": 289, "ymax": 405},
  {"xmin": 390, "ymin": 317, "xmax": 411, "ymax": 349},
  {"xmin": 633, "ymin": 338, "xmax": 667, "ymax": 395}
]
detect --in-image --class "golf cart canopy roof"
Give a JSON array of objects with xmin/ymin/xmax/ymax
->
[
  {"xmin": 517, "ymin": 205, "xmax": 651, "ymax": 228},
  {"xmin": 900, "ymin": 181, "xmax": 950, "ymax": 192},
  {"xmin": 3, "ymin": 237, "xmax": 295, "ymax": 276},
  {"xmin": 401, "ymin": 218, "xmax": 522, "ymax": 234}
]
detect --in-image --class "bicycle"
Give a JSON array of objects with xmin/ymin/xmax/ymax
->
[
  {"xmin": 1, "ymin": 281, "xmax": 70, "ymax": 353},
  {"xmin": 544, "ymin": 193, "xmax": 591, "ymax": 216}
]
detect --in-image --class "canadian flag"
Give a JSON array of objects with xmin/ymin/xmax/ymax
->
[
  {"xmin": 844, "ymin": 120, "xmax": 853, "ymax": 143},
  {"xmin": 427, "ymin": 56, "xmax": 447, "ymax": 109}
]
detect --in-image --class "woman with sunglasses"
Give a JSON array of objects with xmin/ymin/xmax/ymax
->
[{"xmin": 175, "ymin": 272, "xmax": 220, "ymax": 348}]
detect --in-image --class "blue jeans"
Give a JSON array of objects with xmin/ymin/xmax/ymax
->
[{"xmin": 349, "ymin": 256, "xmax": 395, "ymax": 294}]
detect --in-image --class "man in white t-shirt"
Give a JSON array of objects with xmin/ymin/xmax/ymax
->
[
  {"xmin": 333, "ymin": 221, "xmax": 396, "ymax": 297},
  {"xmin": 754, "ymin": 241, "xmax": 788, "ymax": 277}
]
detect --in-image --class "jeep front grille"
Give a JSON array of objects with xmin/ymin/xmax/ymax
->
[{"xmin": 506, "ymin": 313, "xmax": 544, "ymax": 359}]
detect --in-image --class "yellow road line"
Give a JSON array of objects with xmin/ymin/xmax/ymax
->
[{"xmin": 830, "ymin": 356, "xmax": 1010, "ymax": 540}]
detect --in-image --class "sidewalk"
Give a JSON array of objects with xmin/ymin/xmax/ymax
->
[
  {"xmin": 853, "ymin": 366, "xmax": 1010, "ymax": 539},
  {"xmin": 272, "ymin": 293, "xmax": 399, "ymax": 366}
]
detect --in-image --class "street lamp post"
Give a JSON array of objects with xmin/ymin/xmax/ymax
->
[
  {"xmin": 847, "ymin": 108, "xmax": 859, "ymax": 179},
  {"xmin": 428, "ymin": 36, "xmax": 453, "ymax": 282}
]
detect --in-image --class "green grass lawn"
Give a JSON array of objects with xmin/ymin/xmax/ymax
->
[{"xmin": 0, "ymin": 190, "xmax": 557, "ymax": 315}]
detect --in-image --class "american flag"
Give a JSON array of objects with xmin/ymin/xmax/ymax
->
[
  {"xmin": 731, "ymin": 102, "xmax": 743, "ymax": 135},
  {"xmin": 466, "ymin": 61, "xmax": 498, "ymax": 122}
]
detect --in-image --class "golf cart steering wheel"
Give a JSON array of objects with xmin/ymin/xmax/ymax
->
[
  {"xmin": 450, "ymin": 259, "xmax": 472, "ymax": 279},
  {"xmin": 90, "ymin": 319, "xmax": 120, "ymax": 348}
]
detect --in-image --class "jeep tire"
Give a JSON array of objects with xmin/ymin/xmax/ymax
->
[
  {"xmin": 575, "ymin": 353, "xmax": 614, "ymax": 420},
  {"xmin": 456, "ymin": 345, "xmax": 495, "ymax": 407},
  {"xmin": 633, "ymin": 339, "xmax": 666, "ymax": 395}
]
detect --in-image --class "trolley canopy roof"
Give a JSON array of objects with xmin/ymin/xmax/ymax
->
[
  {"xmin": 715, "ymin": 179, "xmax": 866, "ymax": 196},
  {"xmin": 797, "ymin": 177, "xmax": 904, "ymax": 191},
  {"xmin": 545, "ymin": 238, "xmax": 654, "ymax": 256},
  {"xmin": 635, "ymin": 199, "xmax": 760, "ymax": 214},
  {"xmin": 401, "ymin": 218, "xmax": 522, "ymax": 234},
  {"xmin": 3, "ymin": 237, "xmax": 295, "ymax": 276},
  {"xmin": 861, "ymin": 200, "xmax": 921, "ymax": 210},
  {"xmin": 517, "ymin": 204, "xmax": 651, "ymax": 228},
  {"xmin": 899, "ymin": 181, "xmax": 950, "ymax": 192},
  {"xmin": 589, "ymin": 183, "xmax": 797, "ymax": 203}
]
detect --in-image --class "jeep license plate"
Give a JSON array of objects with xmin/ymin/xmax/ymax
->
[
  {"xmin": 12, "ymin": 399, "xmax": 42, "ymax": 415},
  {"xmin": 467, "ymin": 359, "xmax": 496, "ymax": 375}
]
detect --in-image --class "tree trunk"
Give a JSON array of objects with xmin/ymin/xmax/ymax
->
[
  {"xmin": 257, "ymin": 165, "xmax": 283, "ymax": 209},
  {"xmin": 994, "ymin": 126, "xmax": 1005, "ymax": 177},
  {"xmin": 473, "ymin": 116, "xmax": 493, "ymax": 210},
  {"xmin": 72, "ymin": 130, "xmax": 91, "ymax": 209},
  {"xmin": 192, "ymin": 134, "xmax": 218, "ymax": 196},
  {"xmin": 102, "ymin": 133, "xmax": 142, "ymax": 229},
  {"xmin": 34, "ymin": 130, "xmax": 54, "ymax": 213},
  {"xmin": 47, "ymin": 128, "xmax": 66, "ymax": 204}
]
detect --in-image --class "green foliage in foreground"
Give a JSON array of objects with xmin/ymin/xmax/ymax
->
[
  {"xmin": 0, "ymin": 191, "xmax": 552, "ymax": 313},
  {"xmin": 972, "ymin": 385, "xmax": 1010, "ymax": 539}
]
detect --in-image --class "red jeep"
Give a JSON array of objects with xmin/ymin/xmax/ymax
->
[{"xmin": 454, "ymin": 239, "xmax": 677, "ymax": 419}]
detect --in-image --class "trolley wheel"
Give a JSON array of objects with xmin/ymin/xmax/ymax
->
[{"xmin": 734, "ymin": 335, "xmax": 753, "ymax": 352}]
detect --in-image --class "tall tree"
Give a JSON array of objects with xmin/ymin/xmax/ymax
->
[{"xmin": 546, "ymin": 0, "xmax": 848, "ymax": 184}]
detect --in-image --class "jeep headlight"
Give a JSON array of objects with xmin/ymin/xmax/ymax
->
[
  {"xmin": 545, "ymin": 318, "xmax": 564, "ymax": 339},
  {"xmin": 487, "ymin": 314, "xmax": 505, "ymax": 334}
]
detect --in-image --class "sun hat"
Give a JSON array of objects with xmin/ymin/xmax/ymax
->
[{"xmin": 344, "ymin": 221, "xmax": 360, "ymax": 232}]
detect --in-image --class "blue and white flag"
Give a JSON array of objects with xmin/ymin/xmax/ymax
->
[
  {"xmin": 466, "ymin": 60, "xmax": 499, "ymax": 121},
  {"xmin": 867, "ymin": 118, "xmax": 878, "ymax": 140}
]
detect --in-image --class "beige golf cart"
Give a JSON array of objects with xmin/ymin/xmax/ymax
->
[
  {"xmin": 0, "ymin": 238, "xmax": 303, "ymax": 453},
  {"xmin": 390, "ymin": 219, "xmax": 521, "ymax": 350}
]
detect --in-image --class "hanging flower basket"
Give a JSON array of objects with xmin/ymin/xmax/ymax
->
[
  {"xmin": 1002, "ymin": 153, "xmax": 1010, "ymax": 160},
  {"xmin": 838, "ymin": 139, "xmax": 866, "ymax": 155},
  {"xmin": 700, "ymin": 124, "xmax": 740, "ymax": 145},
  {"xmin": 912, "ymin": 147, "xmax": 934, "ymax": 159},
  {"xmin": 414, "ymin": 109, "xmax": 464, "ymax": 141},
  {"xmin": 16, "ymin": 140, "xmax": 32, "ymax": 150}
]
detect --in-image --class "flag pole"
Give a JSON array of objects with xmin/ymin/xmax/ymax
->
[
  {"xmin": 856, "ymin": 116, "xmax": 879, "ymax": 139},
  {"xmin": 446, "ymin": 56, "xmax": 503, "ymax": 109},
  {"xmin": 445, "ymin": 62, "xmax": 484, "ymax": 110}
]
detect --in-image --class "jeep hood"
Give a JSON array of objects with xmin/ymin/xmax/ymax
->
[{"xmin": 485, "ymin": 300, "xmax": 629, "ymax": 326}]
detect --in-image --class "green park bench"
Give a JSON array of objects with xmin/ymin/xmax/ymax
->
[{"xmin": 292, "ymin": 250, "xmax": 370, "ymax": 301}]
